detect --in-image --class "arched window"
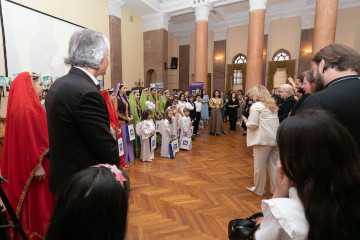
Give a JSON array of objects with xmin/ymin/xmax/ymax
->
[
  {"xmin": 272, "ymin": 49, "xmax": 291, "ymax": 61},
  {"xmin": 232, "ymin": 54, "xmax": 246, "ymax": 85}
]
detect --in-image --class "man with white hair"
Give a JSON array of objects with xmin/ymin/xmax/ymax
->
[{"xmin": 46, "ymin": 29, "xmax": 119, "ymax": 195}]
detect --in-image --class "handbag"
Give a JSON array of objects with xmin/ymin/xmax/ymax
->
[
  {"xmin": 228, "ymin": 212, "xmax": 263, "ymax": 240},
  {"xmin": 199, "ymin": 119, "xmax": 205, "ymax": 129},
  {"xmin": 155, "ymin": 120, "xmax": 161, "ymax": 133},
  {"xmin": 149, "ymin": 134, "xmax": 156, "ymax": 152},
  {"xmin": 190, "ymin": 126, "xmax": 194, "ymax": 135},
  {"xmin": 126, "ymin": 124, "xmax": 135, "ymax": 141},
  {"xmin": 117, "ymin": 138, "xmax": 124, "ymax": 157},
  {"xmin": 180, "ymin": 136, "xmax": 191, "ymax": 150},
  {"xmin": 169, "ymin": 139, "xmax": 178, "ymax": 159}
]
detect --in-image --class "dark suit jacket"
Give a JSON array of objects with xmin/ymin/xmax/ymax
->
[
  {"xmin": 278, "ymin": 95, "xmax": 296, "ymax": 122},
  {"xmin": 46, "ymin": 67, "xmax": 119, "ymax": 195},
  {"xmin": 298, "ymin": 74, "xmax": 360, "ymax": 151}
]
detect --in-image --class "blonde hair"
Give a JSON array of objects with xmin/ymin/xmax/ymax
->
[
  {"xmin": 280, "ymin": 84, "xmax": 295, "ymax": 96},
  {"xmin": 250, "ymin": 85, "xmax": 278, "ymax": 113}
]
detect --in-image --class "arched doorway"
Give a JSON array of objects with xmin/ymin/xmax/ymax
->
[{"xmin": 145, "ymin": 69, "xmax": 157, "ymax": 87}]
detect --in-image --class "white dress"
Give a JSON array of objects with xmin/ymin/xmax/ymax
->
[
  {"xmin": 180, "ymin": 116, "xmax": 192, "ymax": 150},
  {"xmin": 140, "ymin": 119, "xmax": 155, "ymax": 162},
  {"xmin": 255, "ymin": 188, "xmax": 308, "ymax": 240},
  {"xmin": 170, "ymin": 116, "xmax": 179, "ymax": 153},
  {"xmin": 160, "ymin": 119, "xmax": 171, "ymax": 158},
  {"xmin": 176, "ymin": 101, "xmax": 187, "ymax": 116}
]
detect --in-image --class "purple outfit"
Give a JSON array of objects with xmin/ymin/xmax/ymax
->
[{"xmin": 117, "ymin": 95, "xmax": 135, "ymax": 163}]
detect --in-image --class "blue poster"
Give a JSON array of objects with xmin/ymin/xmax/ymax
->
[{"xmin": 189, "ymin": 82, "xmax": 204, "ymax": 95}]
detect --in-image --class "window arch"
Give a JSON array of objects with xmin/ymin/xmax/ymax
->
[
  {"xmin": 232, "ymin": 54, "xmax": 247, "ymax": 85},
  {"xmin": 272, "ymin": 49, "xmax": 291, "ymax": 61}
]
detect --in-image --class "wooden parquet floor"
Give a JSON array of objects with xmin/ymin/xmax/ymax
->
[{"xmin": 125, "ymin": 122, "xmax": 273, "ymax": 240}]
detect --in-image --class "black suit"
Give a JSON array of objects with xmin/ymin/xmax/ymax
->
[{"xmin": 46, "ymin": 67, "xmax": 119, "ymax": 194}]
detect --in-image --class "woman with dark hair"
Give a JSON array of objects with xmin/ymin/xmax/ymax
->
[
  {"xmin": 227, "ymin": 91, "xmax": 239, "ymax": 132},
  {"xmin": 101, "ymin": 89, "xmax": 128, "ymax": 169},
  {"xmin": 1, "ymin": 72, "xmax": 55, "ymax": 240},
  {"xmin": 46, "ymin": 164, "xmax": 129, "ymax": 240},
  {"xmin": 117, "ymin": 83, "xmax": 135, "ymax": 164},
  {"xmin": 209, "ymin": 90, "xmax": 227, "ymax": 136},
  {"xmin": 177, "ymin": 93, "xmax": 187, "ymax": 117},
  {"xmin": 255, "ymin": 110, "xmax": 360, "ymax": 240}
]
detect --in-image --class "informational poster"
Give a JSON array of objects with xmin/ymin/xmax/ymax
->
[{"xmin": 189, "ymin": 82, "xmax": 204, "ymax": 95}]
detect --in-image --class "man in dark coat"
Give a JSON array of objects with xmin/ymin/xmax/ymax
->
[
  {"xmin": 298, "ymin": 43, "xmax": 360, "ymax": 151},
  {"xmin": 46, "ymin": 29, "xmax": 119, "ymax": 195}
]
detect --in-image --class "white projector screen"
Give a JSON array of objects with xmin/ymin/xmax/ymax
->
[{"xmin": 0, "ymin": 0, "xmax": 84, "ymax": 78}]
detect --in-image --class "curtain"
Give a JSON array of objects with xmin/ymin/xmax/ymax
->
[
  {"xmin": 266, "ymin": 60, "xmax": 296, "ymax": 91},
  {"xmin": 226, "ymin": 63, "xmax": 247, "ymax": 94}
]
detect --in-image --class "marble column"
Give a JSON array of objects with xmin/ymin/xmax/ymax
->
[
  {"xmin": 193, "ymin": 2, "xmax": 211, "ymax": 91},
  {"xmin": 108, "ymin": 0, "xmax": 125, "ymax": 88},
  {"xmin": 245, "ymin": 0, "xmax": 267, "ymax": 92},
  {"xmin": 312, "ymin": 0, "xmax": 338, "ymax": 55}
]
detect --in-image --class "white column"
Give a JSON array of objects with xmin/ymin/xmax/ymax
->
[
  {"xmin": 107, "ymin": 0, "xmax": 125, "ymax": 19},
  {"xmin": 192, "ymin": 0, "xmax": 211, "ymax": 90},
  {"xmin": 245, "ymin": 0, "xmax": 267, "ymax": 91}
]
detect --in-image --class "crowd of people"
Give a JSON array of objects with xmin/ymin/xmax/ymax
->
[{"xmin": 0, "ymin": 28, "xmax": 360, "ymax": 240}]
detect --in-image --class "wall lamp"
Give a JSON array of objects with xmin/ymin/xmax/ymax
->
[
  {"xmin": 215, "ymin": 56, "xmax": 222, "ymax": 61},
  {"xmin": 305, "ymin": 49, "xmax": 312, "ymax": 55}
]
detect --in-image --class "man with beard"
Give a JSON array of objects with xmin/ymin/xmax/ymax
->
[
  {"xmin": 289, "ymin": 74, "xmax": 310, "ymax": 116},
  {"xmin": 298, "ymin": 43, "xmax": 360, "ymax": 151}
]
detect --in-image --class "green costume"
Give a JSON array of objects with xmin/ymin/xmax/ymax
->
[{"xmin": 129, "ymin": 90, "xmax": 142, "ymax": 158}]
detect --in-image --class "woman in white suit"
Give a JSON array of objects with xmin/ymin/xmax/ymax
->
[{"xmin": 242, "ymin": 85, "xmax": 279, "ymax": 196}]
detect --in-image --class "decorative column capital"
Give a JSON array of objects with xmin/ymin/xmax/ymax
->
[
  {"xmin": 143, "ymin": 13, "xmax": 171, "ymax": 32},
  {"xmin": 249, "ymin": 0, "xmax": 268, "ymax": 12},
  {"xmin": 192, "ymin": 0, "xmax": 212, "ymax": 22},
  {"xmin": 108, "ymin": 0, "xmax": 125, "ymax": 19}
]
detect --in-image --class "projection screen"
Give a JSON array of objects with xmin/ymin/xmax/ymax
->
[{"xmin": 0, "ymin": 0, "xmax": 84, "ymax": 78}]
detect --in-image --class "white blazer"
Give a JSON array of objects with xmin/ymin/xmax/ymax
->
[{"xmin": 246, "ymin": 102, "xmax": 279, "ymax": 147}]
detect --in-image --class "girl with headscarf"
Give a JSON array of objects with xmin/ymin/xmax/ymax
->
[
  {"xmin": 160, "ymin": 90, "xmax": 171, "ymax": 117},
  {"xmin": 139, "ymin": 88, "xmax": 150, "ymax": 111},
  {"xmin": 116, "ymin": 83, "xmax": 135, "ymax": 164},
  {"xmin": 101, "ymin": 88, "xmax": 128, "ymax": 169},
  {"xmin": 128, "ymin": 89, "xmax": 142, "ymax": 158},
  {"xmin": 1, "ymin": 72, "xmax": 55, "ymax": 240}
]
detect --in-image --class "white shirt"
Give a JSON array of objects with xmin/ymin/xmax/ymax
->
[
  {"xmin": 75, "ymin": 66, "xmax": 99, "ymax": 85},
  {"xmin": 256, "ymin": 188, "xmax": 308, "ymax": 240},
  {"xmin": 195, "ymin": 101, "xmax": 202, "ymax": 112}
]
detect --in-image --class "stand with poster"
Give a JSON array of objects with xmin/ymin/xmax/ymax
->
[{"xmin": 189, "ymin": 82, "xmax": 204, "ymax": 95}]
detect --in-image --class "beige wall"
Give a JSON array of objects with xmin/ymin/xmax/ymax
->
[
  {"xmin": 121, "ymin": 7, "xmax": 144, "ymax": 89},
  {"xmin": 225, "ymin": 25, "xmax": 249, "ymax": 90},
  {"xmin": 266, "ymin": 17, "xmax": 301, "ymax": 84},
  {"xmin": 335, "ymin": 7, "xmax": 360, "ymax": 53},
  {"xmin": 0, "ymin": 0, "xmax": 110, "ymax": 117},
  {"xmin": 226, "ymin": 25, "xmax": 249, "ymax": 64},
  {"xmin": 167, "ymin": 32, "xmax": 179, "ymax": 90},
  {"xmin": 189, "ymin": 30, "xmax": 214, "ymax": 92}
]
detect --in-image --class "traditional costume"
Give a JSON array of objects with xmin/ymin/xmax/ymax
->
[
  {"xmin": 116, "ymin": 83, "xmax": 135, "ymax": 163},
  {"xmin": 180, "ymin": 115, "xmax": 192, "ymax": 150},
  {"xmin": 160, "ymin": 119, "xmax": 172, "ymax": 158},
  {"xmin": 100, "ymin": 89, "xmax": 127, "ymax": 169},
  {"xmin": 128, "ymin": 89, "xmax": 142, "ymax": 158},
  {"xmin": 209, "ymin": 97, "xmax": 227, "ymax": 136},
  {"xmin": 140, "ymin": 119, "xmax": 156, "ymax": 162},
  {"xmin": 1, "ymin": 72, "xmax": 55, "ymax": 240}
]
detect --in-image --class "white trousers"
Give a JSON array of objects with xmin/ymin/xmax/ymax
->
[{"xmin": 252, "ymin": 145, "xmax": 279, "ymax": 196}]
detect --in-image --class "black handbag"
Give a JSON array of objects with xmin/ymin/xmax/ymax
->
[{"xmin": 228, "ymin": 212, "xmax": 263, "ymax": 240}]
